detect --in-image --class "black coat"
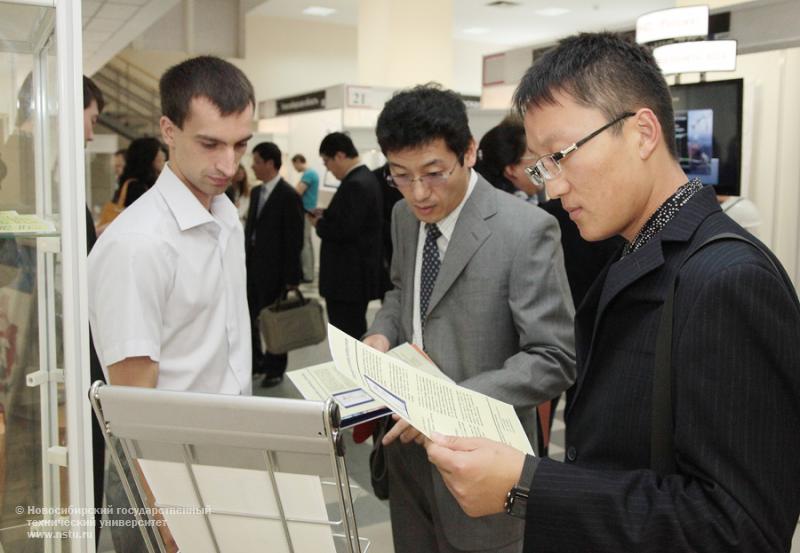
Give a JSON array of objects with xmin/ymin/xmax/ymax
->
[
  {"xmin": 316, "ymin": 165, "xmax": 383, "ymax": 303},
  {"xmin": 244, "ymin": 179, "xmax": 304, "ymax": 311},
  {"xmin": 526, "ymin": 187, "xmax": 800, "ymax": 552}
]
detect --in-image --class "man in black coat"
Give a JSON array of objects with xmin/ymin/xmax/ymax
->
[
  {"xmin": 245, "ymin": 142, "xmax": 304, "ymax": 386},
  {"xmin": 310, "ymin": 132, "xmax": 382, "ymax": 339},
  {"xmin": 425, "ymin": 32, "xmax": 800, "ymax": 552}
]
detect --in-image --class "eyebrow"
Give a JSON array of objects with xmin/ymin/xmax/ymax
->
[
  {"xmin": 195, "ymin": 133, "xmax": 253, "ymax": 145},
  {"xmin": 389, "ymin": 158, "xmax": 447, "ymax": 171}
]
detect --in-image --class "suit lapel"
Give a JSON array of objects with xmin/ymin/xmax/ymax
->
[
  {"xmin": 399, "ymin": 206, "xmax": 419, "ymax": 341},
  {"xmin": 425, "ymin": 179, "xmax": 494, "ymax": 317},
  {"xmin": 566, "ymin": 186, "xmax": 723, "ymax": 416}
]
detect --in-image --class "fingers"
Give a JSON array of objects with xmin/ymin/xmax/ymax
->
[
  {"xmin": 430, "ymin": 432, "xmax": 484, "ymax": 452},
  {"xmin": 382, "ymin": 419, "xmax": 410, "ymax": 445}
]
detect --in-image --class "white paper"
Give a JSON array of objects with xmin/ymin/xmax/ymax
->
[
  {"xmin": 326, "ymin": 324, "xmax": 534, "ymax": 455},
  {"xmin": 138, "ymin": 460, "xmax": 336, "ymax": 553}
]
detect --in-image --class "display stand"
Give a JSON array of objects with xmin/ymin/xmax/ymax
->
[{"xmin": 89, "ymin": 381, "xmax": 368, "ymax": 553}]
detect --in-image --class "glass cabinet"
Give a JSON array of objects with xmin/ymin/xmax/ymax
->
[{"xmin": 0, "ymin": 1, "xmax": 94, "ymax": 552}]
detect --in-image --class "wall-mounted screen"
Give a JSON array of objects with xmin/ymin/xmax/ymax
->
[{"xmin": 670, "ymin": 78, "xmax": 743, "ymax": 196}]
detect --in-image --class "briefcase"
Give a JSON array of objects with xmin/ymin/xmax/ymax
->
[{"xmin": 258, "ymin": 289, "xmax": 327, "ymax": 354}]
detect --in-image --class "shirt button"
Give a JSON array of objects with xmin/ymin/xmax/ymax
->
[{"xmin": 566, "ymin": 446, "xmax": 577, "ymax": 462}]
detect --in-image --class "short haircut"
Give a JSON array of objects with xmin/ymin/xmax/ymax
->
[
  {"xmin": 252, "ymin": 142, "xmax": 282, "ymax": 170},
  {"xmin": 83, "ymin": 76, "xmax": 105, "ymax": 113},
  {"xmin": 291, "ymin": 154, "xmax": 306, "ymax": 164},
  {"xmin": 159, "ymin": 55, "xmax": 255, "ymax": 129},
  {"xmin": 474, "ymin": 117, "xmax": 526, "ymax": 194},
  {"xmin": 376, "ymin": 84, "xmax": 472, "ymax": 161},
  {"xmin": 513, "ymin": 32, "xmax": 677, "ymax": 159},
  {"xmin": 319, "ymin": 132, "xmax": 358, "ymax": 159}
]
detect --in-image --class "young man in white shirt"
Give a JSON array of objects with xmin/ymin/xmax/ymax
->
[{"xmin": 88, "ymin": 55, "xmax": 255, "ymax": 553}]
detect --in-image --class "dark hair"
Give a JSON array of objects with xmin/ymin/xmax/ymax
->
[
  {"xmin": 119, "ymin": 137, "xmax": 164, "ymax": 188},
  {"xmin": 474, "ymin": 118, "xmax": 526, "ymax": 194},
  {"xmin": 513, "ymin": 32, "xmax": 677, "ymax": 159},
  {"xmin": 83, "ymin": 76, "xmax": 105, "ymax": 113},
  {"xmin": 159, "ymin": 56, "xmax": 255, "ymax": 129},
  {"xmin": 319, "ymin": 132, "xmax": 358, "ymax": 159},
  {"xmin": 252, "ymin": 142, "xmax": 282, "ymax": 170},
  {"xmin": 114, "ymin": 149, "xmax": 127, "ymax": 157},
  {"xmin": 291, "ymin": 154, "xmax": 306, "ymax": 164},
  {"xmin": 376, "ymin": 84, "xmax": 472, "ymax": 161}
]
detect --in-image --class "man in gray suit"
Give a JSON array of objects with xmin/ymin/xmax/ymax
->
[{"xmin": 363, "ymin": 84, "xmax": 576, "ymax": 553}]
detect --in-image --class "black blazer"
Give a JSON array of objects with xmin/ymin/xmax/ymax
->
[
  {"xmin": 316, "ymin": 165, "xmax": 383, "ymax": 303},
  {"xmin": 244, "ymin": 179, "xmax": 304, "ymax": 309},
  {"xmin": 525, "ymin": 187, "xmax": 800, "ymax": 552}
]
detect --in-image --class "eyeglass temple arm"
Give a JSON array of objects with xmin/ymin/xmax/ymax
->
[{"xmin": 570, "ymin": 111, "xmax": 636, "ymax": 152}]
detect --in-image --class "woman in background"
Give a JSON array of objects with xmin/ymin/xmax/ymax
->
[
  {"xmin": 226, "ymin": 163, "xmax": 250, "ymax": 225},
  {"xmin": 474, "ymin": 116, "xmax": 542, "ymax": 203},
  {"xmin": 112, "ymin": 136, "xmax": 165, "ymax": 208}
]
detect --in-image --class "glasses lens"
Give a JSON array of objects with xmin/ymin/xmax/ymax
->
[
  {"xmin": 538, "ymin": 156, "xmax": 561, "ymax": 180},
  {"xmin": 389, "ymin": 175, "xmax": 411, "ymax": 188},
  {"xmin": 419, "ymin": 173, "xmax": 448, "ymax": 187},
  {"xmin": 525, "ymin": 165, "xmax": 544, "ymax": 187}
]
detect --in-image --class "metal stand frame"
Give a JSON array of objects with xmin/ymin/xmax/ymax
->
[{"xmin": 89, "ymin": 382, "xmax": 368, "ymax": 553}]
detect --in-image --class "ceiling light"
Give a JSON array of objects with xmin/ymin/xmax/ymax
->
[
  {"xmin": 534, "ymin": 7, "xmax": 570, "ymax": 17},
  {"xmin": 463, "ymin": 27, "xmax": 490, "ymax": 35},
  {"xmin": 302, "ymin": 6, "xmax": 336, "ymax": 17}
]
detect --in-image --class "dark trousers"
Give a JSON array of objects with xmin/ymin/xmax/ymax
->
[
  {"xmin": 326, "ymin": 299, "xmax": 369, "ymax": 339},
  {"xmin": 89, "ymin": 333, "xmax": 105, "ymax": 546}
]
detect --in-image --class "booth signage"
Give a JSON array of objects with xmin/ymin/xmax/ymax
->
[
  {"xmin": 276, "ymin": 90, "xmax": 327, "ymax": 115},
  {"xmin": 653, "ymin": 40, "xmax": 737, "ymax": 75},
  {"xmin": 346, "ymin": 86, "xmax": 394, "ymax": 109},
  {"xmin": 636, "ymin": 6, "xmax": 709, "ymax": 44}
]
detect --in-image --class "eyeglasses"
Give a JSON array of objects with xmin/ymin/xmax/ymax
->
[
  {"xmin": 386, "ymin": 160, "xmax": 459, "ymax": 189},
  {"xmin": 524, "ymin": 112, "xmax": 635, "ymax": 187}
]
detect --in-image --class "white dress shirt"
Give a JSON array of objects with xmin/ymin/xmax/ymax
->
[
  {"xmin": 412, "ymin": 169, "xmax": 477, "ymax": 348},
  {"xmin": 89, "ymin": 163, "xmax": 252, "ymax": 395}
]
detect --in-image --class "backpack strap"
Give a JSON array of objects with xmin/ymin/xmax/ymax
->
[{"xmin": 651, "ymin": 232, "xmax": 797, "ymax": 474}]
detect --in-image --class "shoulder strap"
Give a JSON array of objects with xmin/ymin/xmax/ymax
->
[{"xmin": 651, "ymin": 232, "xmax": 797, "ymax": 474}]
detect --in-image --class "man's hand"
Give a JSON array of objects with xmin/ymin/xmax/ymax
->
[
  {"xmin": 362, "ymin": 333, "xmax": 390, "ymax": 353},
  {"xmin": 425, "ymin": 433, "xmax": 525, "ymax": 518},
  {"xmin": 308, "ymin": 207, "xmax": 324, "ymax": 227},
  {"xmin": 382, "ymin": 414, "xmax": 424, "ymax": 446}
]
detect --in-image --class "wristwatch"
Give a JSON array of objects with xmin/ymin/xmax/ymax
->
[
  {"xmin": 504, "ymin": 483, "xmax": 529, "ymax": 519},
  {"xmin": 505, "ymin": 454, "xmax": 538, "ymax": 519}
]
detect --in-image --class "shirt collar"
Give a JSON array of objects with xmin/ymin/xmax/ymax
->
[
  {"xmin": 343, "ymin": 161, "xmax": 364, "ymax": 179},
  {"xmin": 156, "ymin": 163, "xmax": 239, "ymax": 232},
  {"xmin": 263, "ymin": 173, "xmax": 281, "ymax": 191},
  {"xmin": 429, "ymin": 169, "xmax": 478, "ymax": 242},
  {"xmin": 621, "ymin": 177, "xmax": 703, "ymax": 258}
]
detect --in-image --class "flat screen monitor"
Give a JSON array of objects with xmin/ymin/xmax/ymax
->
[{"xmin": 670, "ymin": 78, "xmax": 743, "ymax": 196}]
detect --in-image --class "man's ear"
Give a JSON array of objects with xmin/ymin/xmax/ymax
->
[
  {"xmin": 633, "ymin": 108, "xmax": 661, "ymax": 161},
  {"xmin": 463, "ymin": 138, "xmax": 478, "ymax": 168},
  {"xmin": 160, "ymin": 116, "xmax": 177, "ymax": 148}
]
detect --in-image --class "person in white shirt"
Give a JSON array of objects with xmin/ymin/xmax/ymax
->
[{"xmin": 88, "ymin": 55, "xmax": 255, "ymax": 553}]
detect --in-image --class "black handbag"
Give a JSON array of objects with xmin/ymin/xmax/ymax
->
[{"xmin": 258, "ymin": 289, "xmax": 326, "ymax": 354}]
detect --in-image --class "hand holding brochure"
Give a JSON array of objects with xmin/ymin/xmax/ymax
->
[{"xmin": 327, "ymin": 325, "xmax": 533, "ymax": 455}]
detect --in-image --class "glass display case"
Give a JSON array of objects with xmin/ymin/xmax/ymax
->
[{"xmin": 0, "ymin": 1, "xmax": 94, "ymax": 552}]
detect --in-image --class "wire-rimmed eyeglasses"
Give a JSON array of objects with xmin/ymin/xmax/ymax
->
[
  {"xmin": 524, "ymin": 112, "xmax": 635, "ymax": 187},
  {"xmin": 386, "ymin": 160, "xmax": 459, "ymax": 189}
]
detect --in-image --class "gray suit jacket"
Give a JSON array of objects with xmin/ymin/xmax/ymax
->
[{"xmin": 368, "ymin": 175, "xmax": 576, "ymax": 550}]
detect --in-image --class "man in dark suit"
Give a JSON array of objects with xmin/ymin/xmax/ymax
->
[
  {"xmin": 425, "ymin": 32, "xmax": 800, "ymax": 553},
  {"xmin": 245, "ymin": 142, "xmax": 303, "ymax": 387},
  {"xmin": 309, "ymin": 132, "xmax": 382, "ymax": 339}
]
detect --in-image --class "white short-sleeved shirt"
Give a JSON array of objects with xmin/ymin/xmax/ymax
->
[{"xmin": 88, "ymin": 163, "xmax": 252, "ymax": 395}]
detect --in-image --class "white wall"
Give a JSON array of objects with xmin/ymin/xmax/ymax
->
[
  {"xmin": 121, "ymin": 14, "xmax": 358, "ymax": 105},
  {"xmin": 453, "ymin": 39, "xmax": 505, "ymax": 96}
]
